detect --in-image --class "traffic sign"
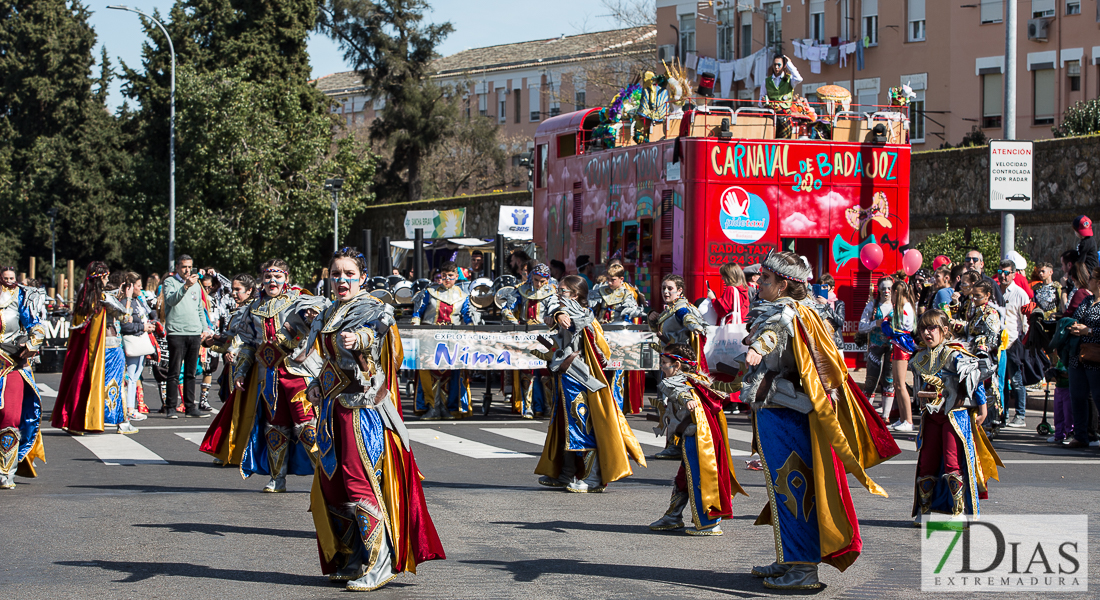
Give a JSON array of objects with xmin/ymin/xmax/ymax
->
[{"xmin": 989, "ymin": 140, "xmax": 1033, "ymax": 211}]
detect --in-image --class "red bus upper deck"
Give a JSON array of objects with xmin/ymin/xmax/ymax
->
[{"xmin": 532, "ymin": 99, "xmax": 911, "ymax": 354}]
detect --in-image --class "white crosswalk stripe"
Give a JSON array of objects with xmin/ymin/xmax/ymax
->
[
  {"xmin": 481, "ymin": 428, "xmax": 548, "ymax": 447},
  {"xmin": 36, "ymin": 383, "xmax": 58, "ymax": 398},
  {"xmin": 630, "ymin": 428, "xmax": 666, "ymax": 448},
  {"xmin": 408, "ymin": 429, "xmax": 532, "ymax": 459},
  {"xmin": 176, "ymin": 432, "xmax": 204, "ymax": 445},
  {"xmin": 73, "ymin": 433, "xmax": 168, "ymax": 465}
]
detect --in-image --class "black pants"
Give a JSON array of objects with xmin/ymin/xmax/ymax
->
[{"xmin": 166, "ymin": 334, "xmax": 201, "ymax": 415}]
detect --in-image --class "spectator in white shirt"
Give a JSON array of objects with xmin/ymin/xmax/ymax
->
[{"xmin": 998, "ymin": 260, "xmax": 1030, "ymax": 428}]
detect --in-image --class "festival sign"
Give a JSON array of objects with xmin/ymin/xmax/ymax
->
[
  {"xmin": 498, "ymin": 205, "xmax": 534, "ymax": 240},
  {"xmin": 403, "ymin": 208, "xmax": 466, "ymax": 239},
  {"xmin": 397, "ymin": 327, "xmax": 658, "ymax": 371}
]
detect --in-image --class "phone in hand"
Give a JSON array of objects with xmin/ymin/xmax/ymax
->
[{"xmin": 812, "ymin": 284, "xmax": 828, "ymax": 299}]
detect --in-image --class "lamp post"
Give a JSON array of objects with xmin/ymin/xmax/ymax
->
[
  {"xmin": 324, "ymin": 178, "xmax": 344, "ymax": 252},
  {"xmin": 48, "ymin": 207, "xmax": 58, "ymax": 289},
  {"xmin": 108, "ymin": 5, "xmax": 176, "ymax": 272}
]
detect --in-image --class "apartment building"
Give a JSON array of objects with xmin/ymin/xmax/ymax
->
[
  {"xmin": 656, "ymin": 0, "xmax": 1100, "ymax": 147},
  {"xmin": 313, "ymin": 26, "xmax": 656, "ymax": 144}
]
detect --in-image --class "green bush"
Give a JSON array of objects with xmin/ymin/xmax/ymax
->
[
  {"xmin": 915, "ymin": 220, "xmax": 1031, "ymax": 276},
  {"xmin": 1053, "ymin": 99, "xmax": 1100, "ymax": 138}
]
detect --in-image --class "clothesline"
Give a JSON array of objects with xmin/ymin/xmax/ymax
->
[{"xmin": 684, "ymin": 48, "xmax": 772, "ymax": 100}]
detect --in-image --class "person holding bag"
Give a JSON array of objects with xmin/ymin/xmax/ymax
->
[
  {"xmin": 120, "ymin": 272, "xmax": 156, "ymax": 424},
  {"xmin": 1065, "ymin": 267, "xmax": 1100, "ymax": 449}
]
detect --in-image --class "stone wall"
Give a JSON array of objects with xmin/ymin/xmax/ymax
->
[
  {"xmin": 908, "ymin": 134, "xmax": 1100, "ymax": 264},
  {"xmin": 350, "ymin": 190, "xmax": 531, "ymax": 242}
]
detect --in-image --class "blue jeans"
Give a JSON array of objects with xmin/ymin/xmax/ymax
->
[
  {"xmin": 1002, "ymin": 345, "xmax": 1026, "ymax": 417},
  {"xmin": 125, "ymin": 355, "xmax": 145, "ymax": 412},
  {"xmin": 1068, "ymin": 363, "xmax": 1100, "ymax": 444}
]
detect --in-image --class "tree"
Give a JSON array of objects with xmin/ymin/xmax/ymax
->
[
  {"xmin": 1053, "ymin": 99, "xmax": 1100, "ymax": 138},
  {"xmin": 0, "ymin": 0, "xmax": 131, "ymax": 269},
  {"xmin": 420, "ymin": 107, "xmax": 527, "ymax": 198},
  {"xmin": 318, "ymin": 0, "xmax": 456, "ymax": 204},
  {"xmin": 171, "ymin": 67, "xmax": 373, "ymax": 282}
]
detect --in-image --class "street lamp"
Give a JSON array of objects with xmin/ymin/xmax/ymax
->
[
  {"xmin": 48, "ymin": 207, "xmax": 58, "ymax": 289},
  {"xmin": 108, "ymin": 5, "xmax": 176, "ymax": 272},
  {"xmin": 324, "ymin": 178, "xmax": 344, "ymax": 252}
]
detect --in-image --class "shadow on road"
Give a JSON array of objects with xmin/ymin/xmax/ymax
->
[
  {"xmin": 462, "ymin": 558, "xmax": 822, "ymax": 596},
  {"xmin": 54, "ymin": 560, "xmax": 329, "ymax": 587},
  {"xmin": 65, "ymin": 483, "xmax": 286, "ymax": 495},
  {"xmin": 133, "ymin": 522, "xmax": 316, "ymax": 539}
]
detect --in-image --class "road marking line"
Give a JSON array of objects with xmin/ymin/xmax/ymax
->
[
  {"xmin": 176, "ymin": 432, "xmax": 203, "ymax": 445},
  {"xmin": 631, "ymin": 428, "xmax": 667, "ymax": 448},
  {"xmin": 73, "ymin": 434, "xmax": 168, "ymax": 465},
  {"xmin": 883, "ymin": 459, "xmax": 1100, "ymax": 465},
  {"xmin": 408, "ymin": 429, "xmax": 531, "ymax": 459},
  {"xmin": 114, "ymin": 425, "xmax": 211, "ymax": 430},
  {"xmin": 36, "ymin": 383, "xmax": 58, "ymax": 397},
  {"xmin": 481, "ymin": 428, "xmax": 547, "ymax": 447},
  {"xmin": 406, "ymin": 419, "xmax": 537, "ymax": 426}
]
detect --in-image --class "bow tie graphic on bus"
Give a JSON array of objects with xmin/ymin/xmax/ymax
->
[{"xmin": 532, "ymin": 71, "xmax": 911, "ymax": 364}]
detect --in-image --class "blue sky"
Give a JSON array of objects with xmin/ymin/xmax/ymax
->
[{"xmin": 87, "ymin": 1, "xmax": 626, "ymax": 110}]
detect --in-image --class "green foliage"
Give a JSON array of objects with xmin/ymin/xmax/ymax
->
[
  {"xmin": 1053, "ymin": 99, "xmax": 1100, "ymax": 138},
  {"xmin": 940, "ymin": 126, "xmax": 988, "ymax": 150},
  {"xmin": 915, "ymin": 220, "xmax": 1032, "ymax": 276},
  {"xmin": 169, "ymin": 67, "xmax": 373, "ymax": 282},
  {"xmin": 0, "ymin": 0, "xmax": 132, "ymax": 270},
  {"xmin": 319, "ymin": 0, "xmax": 456, "ymax": 203}
]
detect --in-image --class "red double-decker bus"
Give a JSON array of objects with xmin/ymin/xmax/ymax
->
[{"xmin": 532, "ymin": 102, "xmax": 911, "ymax": 358}]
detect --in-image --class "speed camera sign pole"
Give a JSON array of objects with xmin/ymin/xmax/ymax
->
[
  {"xmin": 1000, "ymin": 0, "xmax": 1017, "ymax": 259},
  {"xmin": 989, "ymin": 139, "xmax": 1033, "ymax": 260}
]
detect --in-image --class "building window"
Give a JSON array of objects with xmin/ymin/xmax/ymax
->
[
  {"xmin": 679, "ymin": 14, "xmax": 695, "ymax": 63},
  {"xmin": 529, "ymin": 83, "xmax": 541, "ymax": 122},
  {"xmin": 497, "ymin": 89, "xmax": 506, "ymax": 124},
  {"xmin": 982, "ymin": 73, "xmax": 1002, "ymax": 128},
  {"xmin": 1067, "ymin": 60, "xmax": 1081, "ymax": 91},
  {"xmin": 1031, "ymin": 0, "xmax": 1054, "ymax": 17},
  {"xmin": 718, "ymin": 8, "xmax": 736, "ymax": 61},
  {"xmin": 1066, "ymin": 0, "xmax": 1080, "ymax": 15},
  {"xmin": 478, "ymin": 93, "xmax": 487, "ymax": 117},
  {"xmin": 909, "ymin": 0, "xmax": 926, "ymax": 41},
  {"xmin": 763, "ymin": 2, "xmax": 782, "ymax": 51},
  {"xmin": 862, "ymin": 0, "xmax": 878, "ymax": 45},
  {"xmin": 810, "ymin": 0, "xmax": 825, "ymax": 43},
  {"xmin": 740, "ymin": 15, "xmax": 753, "ymax": 58},
  {"xmin": 514, "ymin": 88, "xmax": 521, "ymax": 123},
  {"xmin": 910, "ymin": 91, "xmax": 925, "ymax": 142},
  {"xmin": 1033, "ymin": 68, "xmax": 1055, "ymax": 124},
  {"xmin": 857, "ymin": 90, "xmax": 878, "ymax": 112},
  {"xmin": 575, "ymin": 91, "xmax": 586, "ymax": 110},
  {"xmin": 980, "ymin": 0, "xmax": 1002, "ymax": 23}
]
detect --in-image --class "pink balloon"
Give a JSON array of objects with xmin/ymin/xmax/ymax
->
[
  {"xmin": 902, "ymin": 249, "xmax": 924, "ymax": 276},
  {"xmin": 860, "ymin": 243, "xmax": 884, "ymax": 270}
]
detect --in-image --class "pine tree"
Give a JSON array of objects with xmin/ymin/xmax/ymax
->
[{"xmin": 318, "ymin": 0, "xmax": 456, "ymax": 203}]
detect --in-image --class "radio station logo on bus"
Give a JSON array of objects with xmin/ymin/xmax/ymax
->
[{"xmin": 718, "ymin": 186, "xmax": 769, "ymax": 244}]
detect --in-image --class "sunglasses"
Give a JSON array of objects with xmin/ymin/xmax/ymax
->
[
  {"xmin": 964, "ymin": 257, "xmax": 981, "ymax": 263},
  {"xmin": 997, "ymin": 270, "xmax": 1014, "ymax": 275}
]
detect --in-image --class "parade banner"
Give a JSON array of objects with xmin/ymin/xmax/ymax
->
[
  {"xmin": 397, "ymin": 326, "xmax": 658, "ymax": 371},
  {"xmin": 403, "ymin": 208, "xmax": 466, "ymax": 239}
]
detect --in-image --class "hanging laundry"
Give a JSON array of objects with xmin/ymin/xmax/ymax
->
[
  {"xmin": 824, "ymin": 46, "xmax": 839, "ymax": 65},
  {"xmin": 810, "ymin": 60, "xmax": 822, "ymax": 74},
  {"xmin": 686, "ymin": 52, "xmax": 698, "ymax": 71},
  {"xmin": 697, "ymin": 56, "xmax": 718, "ymax": 76},
  {"xmin": 734, "ymin": 53, "xmax": 754, "ymax": 82},
  {"xmin": 856, "ymin": 41, "xmax": 864, "ymax": 71},
  {"xmin": 793, "ymin": 41, "xmax": 805, "ymax": 60},
  {"xmin": 752, "ymin": 49, "xmax": 770, "ymax": 96},
  {"xmin": 718, "ymin": 60, "xmax": 735, "ymax": 98}
]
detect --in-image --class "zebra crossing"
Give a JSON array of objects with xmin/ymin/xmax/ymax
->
[{"xmin": 52, "ymin": 420, "xmax": 1097, "ymax": 467}]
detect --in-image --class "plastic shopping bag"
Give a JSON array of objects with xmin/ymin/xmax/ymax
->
[
  {"xmin": 703, "ymin": 322, "xmax": 749, "ymax": 370},
  {"xmin": 698, "ymin": 298, "xmax": 720, "ymax": 326}
]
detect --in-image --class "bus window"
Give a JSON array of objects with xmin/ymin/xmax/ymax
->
[
  {"xmin": 535, "ymin": 143, "xmax": 548, "ymax": 188},
  {"xmin": 609, "ymin": 222, "xmax": 621, "ymax": 262},
  {"xmin": 623, "ymin": 223, "xmax": 639, "ymax": 263},
  {"xmin": 557, "ymin": 133, "xmax": 577, "ymax": 158},
  {"xmin": 639, "ymin": 219, "xmax": 653, "ymax": 264}
]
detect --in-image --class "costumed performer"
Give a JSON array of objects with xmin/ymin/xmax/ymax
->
[
  {"xmin": 52, "ymin": 262, "xmax": 130, "ymax": 434},
  {"xmin": 0, "ymin": 266, "xmax": 47, "ymax": 488},
  {"xmin": 910, "ymin": 310, "xmax": 1002, "ymax": 525},
  {"xmin": 306, "ymin": 249, "xmax": 445, "ymax": 591},
  {"xmin": 200, "ymin": 273, "xmax": 258, "ymax": 466},
  {"xmin": 501, "ymin": 263, "xmax": 557, "ymax": 418},
  {"xmin": 410, "ymin": 261, "xmax": 481, "ymax": 420},
  {"xmin": 233, "ymin": 259, "xmax": 326, "ymax": 492},
  {"xmin": 589, "ymin": 262, "xmax": 647, "ymax": 413},
  {"xmin": 759, "ymin": 54, "xmax": 803, "ymax": 139},
  {"xmin": 647, "ymin": 274, "xmax": 708, "ymax": 460},
  {"xmin": 742, "ymin": 251, "xmax": 899, "ymax": 590},
  {"xmin": 648, "ymin": 343, "xmax": 747, "ymax": 535},
  {"xmin": 534, "ymin": 275, "xmax": 646, "ymax": 493}
]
